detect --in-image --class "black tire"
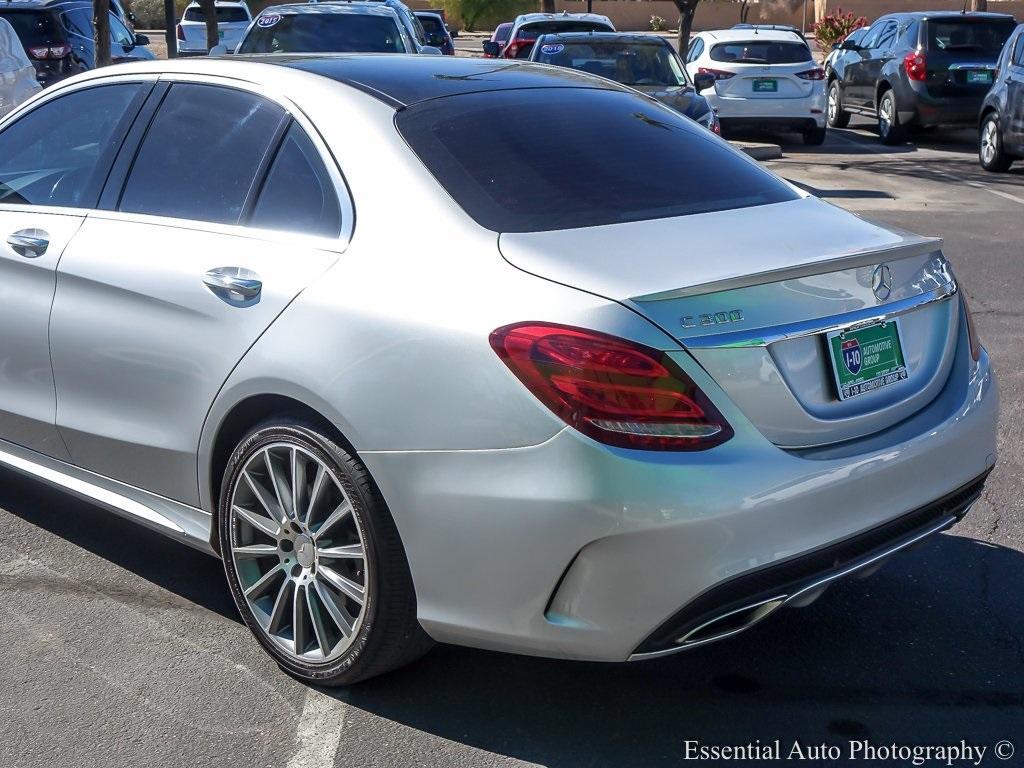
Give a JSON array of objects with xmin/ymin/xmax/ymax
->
[
  {"xmin": 826, "ymin": 80, "xmax": 850, "ymax": 128},
  {"xmin": 877, "ymin": 89, "xmax": 905, "ymax": 145},
  {"xmin": 218, "ymin": 417, "xmax": 432, "ymax": 685},
  {"xmin": 803, "ymin": 126, "xmax": 827, "ymax": 146},
  {"xmin": 979, "ymin": 112, "xmax": 1013, "ymax": 173}
]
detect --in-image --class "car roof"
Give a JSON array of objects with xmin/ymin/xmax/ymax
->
[
  {"xmin": 513, "ymin": 12, "xmax": 612, "ymax": 26},
  {"xmin": 256, "ymin": 2, "xmax": 398, "ymax": 16},
  {"xmin": 536, "ymin": 31, "xmax": 669, "ymax": 45},
  {"xmin": 874, "ymin": 11, "xmax": 1016, "ymax": 22},
  {"xmin": 698, "ymin": 28, "xmax": 807, "ymax": 43},
  {"xmin": 184, "ymin": 0, "xmax": 249, "ymax": 7}
]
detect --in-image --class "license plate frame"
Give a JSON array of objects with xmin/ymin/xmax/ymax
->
[
  {"xmin": 752, "ymin": 78, "xmax": 778, "ymax": 93},
  {"xmin": 826, "ymin": 320, "xmax": 909, "ymax": 401}
]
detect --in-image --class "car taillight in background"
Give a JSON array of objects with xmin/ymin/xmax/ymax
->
[
  {"xmin": 176, "ymin": 23, "xmax": 185, "ymax": 41},
  {"xmin": 904, "ymin": 51, "xmax": 927, "ymax": 82},
  {"xmin": 795, "ymin": 67, "xmax": 825, "ymax": 80},
  {"xmin": 490, "ymin": 323, "xmax": 733, "ymax": 451},
  {"xmin": 697, "ymin": 67, "xmax": 735, "ymax": 81},
  {"xmin": 27, "ymin": 43, "xmax": 70, "ymax": 60},
  {"xmin": 503, "ymin": 37, "xmax": 533, "ymax": 58}
]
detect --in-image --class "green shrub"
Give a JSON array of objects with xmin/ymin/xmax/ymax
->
[
  {"xmin": 649, "ymin": 15, "xmax": 666, "ymax": 32},
  {"xmin": 129, "ymin": 0, "xmax": 191, "ymax": 28},
  {"xmin": 442, "ymin": 0, "xmax": 533, "ymax": 32},
  {"xmin": 812, "ymin": 8, "xmax": 868, "ymax": 51}
]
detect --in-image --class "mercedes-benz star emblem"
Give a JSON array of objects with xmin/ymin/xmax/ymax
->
[{"xmin": 872, "ymin": 264, "xmax": 893, "ymax": 301}]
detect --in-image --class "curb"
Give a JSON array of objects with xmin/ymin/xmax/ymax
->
[{"xmin": 733, "ymin": 142, "xmax": 783, "ymax": 161}]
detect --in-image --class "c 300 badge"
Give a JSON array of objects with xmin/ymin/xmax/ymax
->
[{"xmin": 680, "ymin": 309, "xmax": 744, "ymax": 329}]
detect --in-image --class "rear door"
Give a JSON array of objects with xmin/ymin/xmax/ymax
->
[
  {"xmin": 50, "ymin": 79, "xmax": 350, "ymax": 505},
  {"xmin": 1006, "ymin": 29, "xmax": 1024, "ymax": 150},
  {"xmin": 0, "ymin": 79, "xmax": 149, "ymax": 459}
]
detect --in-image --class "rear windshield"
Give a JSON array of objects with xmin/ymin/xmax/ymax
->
[
  {"xmin": 417, "ymin": 15, "xmax": 443, "ymax": 34},
  {"xmin": 396, "ymin": 88, "xmax": 797, "ymax": 233},
  {"xmin": 518, "ymin": 21, "xmax": 612, "ymax": 40},
  {"xmin": 239, "ymin": 13, "xmax": 406, "ymax": 53},
  {"xmin": 183, "ymin": 6, "xmax": 249, "ymax": 22},
  {"xmin": 0, "ymin": 9, "xmax": 63, "ymax": 45},
  {"xmin": 925, "ymin": 19, "xmax": 1015, "ymax": 53},
  {"xmin": 709, "ymin": 40, "xmax": 811, "ymax": 64},
  {"xmin": 534, "ymin": 41, "xmax": 687, "ymax": 87}
]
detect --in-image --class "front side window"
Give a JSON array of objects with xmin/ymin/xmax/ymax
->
[
  {"xmin": 1011, "ymin": 28, "xmax": 1024, "ymax": 65},
  {"xmin": 687, "ymin": 37, "xmax": 704, "ymax": 62},
  {"xmin": 251, "ymin": 125, "xmax": 341, "ymax": 238},
  {"xmin": 875, "ymin": 21, "xmax": 898, "ymax": 51},
  {"xmin": 397, "ymin": 88, "xmax": 798, "ymax": 233},
  {"xmin": 0, "ymin": 83, "xmax": 143, "ymax": 208},
  {"xmin": 709, "ymin": 40, "xmax": 811, "ymax": 64},
  {"xmin": 859, "ymin": 21, "xmax": 886, "ymax": 50},
  {"xmin": 110, "ymin": 14, "xmax": 134, "ymax": 46},
  {"xmin": 535, "ymin": 42, "xmax": 687, "ymax": 87},
  {"xmin": 239, "ymin": 13, "xmax": 407, "ymax": 54},
  {"xmin": 119, "ymin": 84, "xmax": 285, "ymax": 224}
]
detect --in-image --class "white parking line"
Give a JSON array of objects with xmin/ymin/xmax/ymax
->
[
  {"xmin": 286, "ymin": 688, "xmax": 347, "ymax": 768},
  {"xmin": 966, "ymin": 180, "xmax": 1024, "ymax": 205}
]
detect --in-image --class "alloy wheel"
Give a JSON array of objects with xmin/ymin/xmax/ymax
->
[
  {"xmin": 879, "ymin": 96, "xmax": 893, "ymax": 137},
  {"xmin": 827, "ymin": 87, "xmax": 837, "ymax": 122},
  {"xmin": 228, "ymin": 443, "xmax": 369, "ymax": 663},
  {"xmin": 980, "ymin": 119, "xmax": 998, "ymax": 165}
]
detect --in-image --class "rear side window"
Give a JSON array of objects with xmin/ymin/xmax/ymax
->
[
  {"xmin": 119, "ymin": 84, "xmax": 285, "ymax": 224},
  {"xmin": 238, "ymin": 13, "xmax": 407, "ymax": 54},
  {"xmin": 0, "ymin": 9, "xmax": 63, "ymax": 45},
  {"xmin": 251, "ymin": 125, "xmax": 341, "ymax": 238},
  {"xmin": 875, "ymin": 21, "xmax": 898, "ymax": 51},
  {"xmin": 183, "ymin": 6, "xmax": 249, "ymax": 22},
  {"xmin": 926, "ymin": 19, "xmax": 1015, "ymax": 53},
  {"xmin": 397, "ymin": 88, "xmax": 798, "ymax": 233},
  {"xmin": 709, "ymin": 40, "xmax": 811, "ymax": 64},
  {"xmin": 0, "ymin": 83, "xmax": 143, "ymax": 208},
  {"xmin": 1014, "ymin": 30, "xmax": 1024, "ymax": 65},
  {"xmin": 417, "ymin": 15, "xmax": 442, "ymax": 34},
  {"xmin": 493, "ymin": 22, "xmax": 511, "ymax": 44}
]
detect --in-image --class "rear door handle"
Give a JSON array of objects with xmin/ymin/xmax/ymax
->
[
  {"xmin": 6, "ymin": 229, "xmax": 49, "ymax": 258},
  {"xmin": 203, "ymin": 267, "xmax": 263, "ymax": 301}
]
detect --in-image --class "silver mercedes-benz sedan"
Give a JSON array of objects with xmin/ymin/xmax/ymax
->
[{"xmin": 0, "ymin": 55, "xmax": 997, "ymax": 685}]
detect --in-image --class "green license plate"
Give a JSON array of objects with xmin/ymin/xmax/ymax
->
[
  {"xmin": 967, "ymin": 70, "xmax": 992, "ymax": 84},
  {"xmin": 752, "ymin": 79, "xmax": 778, "ymax": 93},
  {"xmin": 827, "ymin": 322, "xmax": 908, "ymax": 400}
]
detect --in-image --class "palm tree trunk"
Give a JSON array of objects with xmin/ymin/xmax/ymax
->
[
  {"xmin": 93, "ymin": 0, "xmax": 112, "ymax": 67},
  {"xmin": 675, "ymin": 0, "xmax": 699, "ymax": 56},
  {"xmin": 199, "ymin": 0, "xmax": 218, "ymax": 52}
]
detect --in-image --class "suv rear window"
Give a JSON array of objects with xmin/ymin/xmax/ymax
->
[
  {"xmin": 925, "ymin": 19, "xmax": 1015, "ymax": 53},
  {"xmin": 183, "ymin": 6, "xmax": 249, "ymax": 22},
  {"xmin": 238, "ymin": 13, "xmax": 407, "ymax": 53},
  {"xmin": 0, "ymin": 9, "xmax": 62, "ymax": 45},
  {"xmin": 709, "ymin": 40, "xmax": 811, "ymax": 64},
  {"xmin": 396, "ymin": 88, "xmax": 797, "ymax": 233}
]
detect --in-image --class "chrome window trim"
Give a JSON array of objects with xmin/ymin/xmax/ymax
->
[{"xmin": 679, "ymin": 278, "xmax": 957, "ymax": 350}]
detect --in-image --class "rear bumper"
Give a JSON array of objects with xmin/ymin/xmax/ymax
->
[
  {"xmin": 719, "ymin": 116, "xmax": 821, "ymax": 132},
  {"xmin": 901, "ymin": 80, "xmax": 987, "ymax": 127},
  {"xmin": 706, "ymin": 89, "xmax": 826, "ymax": 129}
]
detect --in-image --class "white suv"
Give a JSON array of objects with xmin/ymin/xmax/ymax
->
[
  {"xmin": 176, "ymin": 1, "xmax": 252, "ymax": 56},
  {"xmin": 685, "ymin": 27, "xmax": 827, "ymax": 144}
]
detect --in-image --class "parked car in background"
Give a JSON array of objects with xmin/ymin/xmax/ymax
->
[
  {"xmin": 0, "ymin": 55, "xmax": 996, "ymax": 687},
  {"xmin": 685, "ymin": 27, "xmax": 826, "ymax": 144},
  {"xmin": 823, "ymin": 25, "xmax": 868, "ymax": 80},
  {"xmin": 232, "ymin": 3, "xmax": 416, "ymax": 55},
  {"xmin": 414, "ymin": 10, "xmax": 453, "ymax": 55},
  {"xmin": 978, "ymin": 23, "xmax": 1024, "ymax": 171},
  {"xmin": 483, "ymin": 12, "xmax": 614, "ymax": 59},
  {"xmin": 0, "ymin": 16, "xmax": 40, "ymax": 117},
  {"xmin": 482, "ymin": 21, "xmax": 512, "ymax": 57},
  {"xmin": 177, "ymin": 1, "xmax": 252, "ymax": 56},
  {"xmin": 110, "ymin": 0, "xmax": 136, "ymax": 32},
  {"xmin": 57, "ymin": 0, "xmax": 153, "ymax": 70},
  {"xmin": 530, "ymin": 32, "xmax": 719, "ymax": 133},
  {"xmin": 352, "ymin": 0, "xmax": 438, "ymax": 54},
  {"xmin": 826, "ymin": 12, "xmax": 1017, "ymax": 144}
]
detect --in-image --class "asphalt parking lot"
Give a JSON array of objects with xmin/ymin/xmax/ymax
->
[{"xmin": 0, "ymin": 120, "xmax": 1021, "ymax": 768}]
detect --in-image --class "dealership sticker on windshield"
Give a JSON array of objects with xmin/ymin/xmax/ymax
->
[
  {"xmin": 826, "ymin": 321, "xmax": 908, "ymax": 400},
  {"xmin": 540, "ymin": 44, "xmax": 564, "ymax": 54},
  {"xmin": 257, "ymin": 14, "xmax": 281, "ymax": 27}
]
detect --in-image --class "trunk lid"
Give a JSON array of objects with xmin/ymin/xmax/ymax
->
[{"xmin": 498, "ymin": 197, "xmax": 960, "ymax": 448}]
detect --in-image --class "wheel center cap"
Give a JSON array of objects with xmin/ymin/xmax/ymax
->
[{"xmin": 295, "ymin": 534, "xmax": 315, "ymax": 568}]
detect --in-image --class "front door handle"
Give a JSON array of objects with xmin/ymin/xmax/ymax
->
[
  {"xmin": 6, "ymin": 229, "xmax": 49, "ymax": 258},
  {"xmin": 203, "ymin": 267, "xmax": 262, "ymax": 301}
]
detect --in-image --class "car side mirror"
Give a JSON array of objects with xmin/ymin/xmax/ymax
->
[
  {"xmin": 134, "ymin": 33, "xmax": 150, "ymax": 46},
  {"xmin": 482, "ymin": 40, "xmax": 500, "ymax": 57},
  {"xmin": 209, "ymin": 43, "xmax": 229, "ymax": 56},
  {"xmin": 128, "ymin": 11, "xmax": 137, "ymax": 22},
  {"xmin": 693, "ymin": 72, "xmax": 716, "ymax": 92},
  {"xmin": 449, "ymin": 28, "xmax": 458, "ymax": 38},
  {"xmin": 420, "ymin": 45, "xmax": 443, "ymax": 56}
]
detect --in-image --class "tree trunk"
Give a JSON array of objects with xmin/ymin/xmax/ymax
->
[
  {"xmin": 970, "ymin": 0, "xmax": 987, "ymax": 10},
  {"xmin": 541, "ymin": 0, "xmax": 556, "ymax": 13},
  {"xmin": 93, "ymin": 0, "xmax": 112, "ymax": 67},
  {"xmin": 164, "ymin": 0, "xmax": 177, "ymax": 58},
  {"xmin": 199, "ymin": 0, "xmax": 218, "ymax": 52},
  {"xmin": 675, "ymin": 0, "xmax": 699, "ymax": 56}
]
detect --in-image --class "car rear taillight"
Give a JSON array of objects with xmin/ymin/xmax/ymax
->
[
  {"xmin": 962, "ymin": 296, "xmax": 982, "ymax": 362},
  {"xmin": 796, "ymin": 67, "xmax": 825, "ymax": 80},
  {"xmin": 904, "ymin": 51, "xmax": 927, "ymax": 82},
  {"xmin": 176, "ymin": 23, "xmax": 185, "ymax": 41},
  {"xmin": 490, "ymin": 323, "xmax": 733, "ymax": 451},
  {"xmin": 697, "ymin": 67, "xmax": 735, "ymax": 81},
  {"xmin": 27, "ymin": 43, "xmax": 70, "ymax": 60}
]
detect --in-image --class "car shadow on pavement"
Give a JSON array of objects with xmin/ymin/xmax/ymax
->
[{"xmin": 339, "ymin": 533, "xmax": 1024, "ymax": 767}]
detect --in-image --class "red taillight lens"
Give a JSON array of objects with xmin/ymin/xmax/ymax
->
[
  {"xmin": 27, "ymin": 45, "xmax": 50, "ymax": 60},
  {"xmin": 796, "ymin": 67, "xmax": 825, "ymax": 80},
  {"xmin": 28, "ymin": 43, "xmax": 70, "ymax": 59},
  {"xmin": 176, "ymin": 23, "xmax": 185, "ymax": 41},
  {"xmin": 490, "ymin": 323, "xmax": 733, "ymax": 451},
  {"xmin": 697, "ymin": 67, "xmax": 735, "ymax": 81},
  {"xmin": 962, "ymin": 296, "xmax": 982, "ymax": 363},
  {"xmin": 904, "ymin": 51, "xmax": 927, "ymax": 82}
]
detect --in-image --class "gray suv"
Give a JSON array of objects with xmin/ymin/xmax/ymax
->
[
  {"xmin": 827, "ymin": 11, "xmax": 1017, "ymax": 143},
  {"xmin": 978, "ymin": 23, "xmax": 1024, "ymax": 171}
]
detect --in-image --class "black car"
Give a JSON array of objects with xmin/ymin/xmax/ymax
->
[
  {"xmin": 978, "ymin": 23, "xmax": 1024, "ymax": 171},
  {"xmin": 414, "ymin": 11, "xmax": 454, "ymax": 55},
  {"xmin": 827, "ymin": 11, "xmax": 1017, "ymax": 144},
  {"xmin": 0, "ymin": 0, "xmax": 152, "ymax": 87}
]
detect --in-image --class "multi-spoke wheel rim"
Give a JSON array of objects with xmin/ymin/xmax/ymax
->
[
  {"xmin": 981, "ymin": 120, "xmax": 998, "ymax": 165},
  {"xmin": 827, "ymin": 86, "xmax": 838, "ymax": 122},
  {"xmin": 879, "ymin": 96, "xmax": 893, "ymax": 136},
  {"xmin": 229, "ymin": 443, "xmax": 369, "ymax": 663}
]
